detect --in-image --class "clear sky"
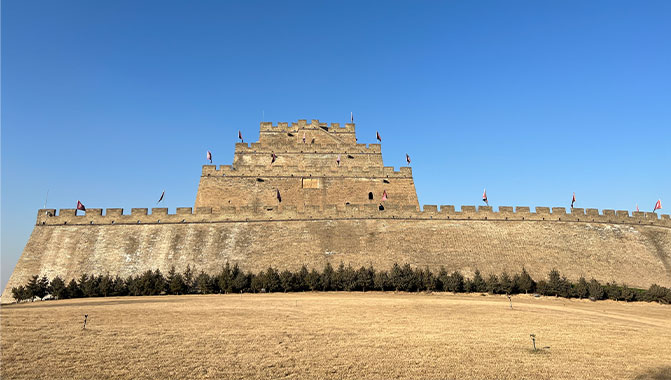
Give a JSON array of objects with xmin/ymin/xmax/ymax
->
[{"xmin": 2, "ymin": 1, "xmax": 669, "ymax": 290}]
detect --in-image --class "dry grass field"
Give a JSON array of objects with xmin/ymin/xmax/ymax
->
[{"xmin": 1, "ymin": 292, "xmax": 670, "ymax": 380}]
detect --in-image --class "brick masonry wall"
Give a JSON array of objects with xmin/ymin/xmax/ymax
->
[{"xmin": 3, "ymin": 216, "xmax": 670, "ymax": 301}]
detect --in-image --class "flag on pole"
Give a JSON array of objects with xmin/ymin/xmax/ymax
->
[
  {"xmin": 376, "ymin": 131, "xmax": 381, "ymax": 142},
  {"xmin": 482, "ymin": 189, "xmax": 488, "ymax": 206},
  {"xmin": 302, "ymin": 132, "xmax": 306, "ymax": 144},
  {"xmin": 76, "ymin": 200, "xmax": 86, "ymax": 212},
  {"xmin": 157, "ymin": 190, "xmax": 165, "ymax": 205},
  {"xmin": 654, "ymin": 199, "xmax": 662, "ymax": 211},
  {"xmin": 406, "ymin": 153, "xmax": 411, "ymax": 165},
  {"xmin": 207, "ymin": 151, "xmax": 212, "ymax": 163},
  {"xmin": 636, "ymin": 204, "xmax": 639, "ymax": 212},
  {"xmin": 271, "ymin": 152, "xmax": 276, "ymax": 164},
  {"xmin": 351, "ymin": 112, "xmax": 353, "ymax": 123},
  {"xmin": 571, "ymin": 192, "xmax": 576, "ymax": 208},
  {"xmin": 382, "ymin": 190, "xmax": 388, "ymax": 201},
  {"xmin": 337, "ymin": 154, "xmax": 341, "ymax": 166},
  {"xmin": 238, "ymin": 130, "xmax": 243, "ymax": 142},
  {"xmin": 276, "ymin": 189, "xmax": 282, "ymax": 203}
]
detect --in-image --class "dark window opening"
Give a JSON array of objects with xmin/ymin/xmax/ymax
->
[
  {"xmin": 347, "ymin": 154, "xmax": 354, "ymax": 159},
  {"xmin": 383, "ymin": 179, "xmax": 390, "ymax": 184},
  {"xmin": 345, "ymin": 202, "xmax": 350, "ymax": 205},
  {"xmin": 379, "ymin": 204, "xmax": 385, "ymax": 211},
  {"xmin": 256, "ymin": 178, "xmax": 264, "ymax": 182},
  {"xmin": 368, "ymin": 192, "xmax": 374, "ymax": 200}
]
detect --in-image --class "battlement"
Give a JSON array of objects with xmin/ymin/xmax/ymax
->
[
  {"xmin": 259, "ymin": 119, "xmax": 355, "ymax": 133},
  {"xmin": 201, "ymin": 164, "xmax": 413, "ymax": 178},
  {"xmin": 35, "ymin": 205, "xmax": 671, "ymax": 227},
  {"xmin": 234, "ymin": 142, "xmax": 381, "ymax": 154}
]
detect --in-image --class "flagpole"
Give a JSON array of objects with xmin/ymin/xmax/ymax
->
[{"xmin": 43, "ymin": 190, "xmax": 49, "ymax": 209}]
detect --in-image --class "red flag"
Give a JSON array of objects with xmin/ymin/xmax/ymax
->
[
  {"xmin": 636, "ymin": 204, "xmax": 639, "ymax": 212},
  {"xmin": 654, "ymin": 199, "xmax": 662, "ymax": 211},
  {"xmin": 271, "ymin": 152, "xmax": 276, "ymax": 164},
  {"xmin": 157, "ymin": 190, "xmax": 165, "ymax": 204},
  {"xmin": 276, "ymin": 189, "xmax": 282, "ymax": 203},
  {"xmin": 207, "ymin": 150, "xmax": 212, "ymax": 163},
  {"xmin": 406, "ymin": 153, "xmax": 411, "ymax": 165},
  {"xmin": 376, "ymin": 131, "xmax": 381, "ymax": 142},
  {"xmin": 482, "ymin": 189, "xmax": 488, "ymax": 205},
  {"xmin": 337, "ymin": 154, "xmax": 341, "ymax": 166},
  {"xmin": 382, "ymin": 190, "xmax": 388, "ymax": 201},
  {"xmin": 571, "ymin": 192, "xmax": 576, "ymax": 208},
  {"xmin": 302, "ymin": 132, "xmax": 306, "ymax": 144},
  {"xmin": 238, "ymin": 130, "xmax": 243, "ymax": 142},
  {"xmin": 76, "ymin": 200, "xmax": 86, "ymax": 211}
]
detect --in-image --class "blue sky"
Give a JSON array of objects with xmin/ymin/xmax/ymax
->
[{"xmin": 2, "ymin": 1, "xmax": 669, "ymax": 290}]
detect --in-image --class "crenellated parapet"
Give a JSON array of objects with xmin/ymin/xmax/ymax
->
[
  {"xmin": 259, "ymin": 119, "xmax": 355, "ymax": 134},
  {"xmin": 35, "ymin": 205, "xmax": 671, "ymax": 228},
  {"xmin": 201, "ymin": 164, "xmax": 413, "ymax": 178},
  {"xmin": 234, "ymin": 142, "xmax": 381, "ymax": 154}
]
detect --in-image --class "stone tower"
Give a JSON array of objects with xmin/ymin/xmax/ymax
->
[{"xmin": 195, "ymin": 119, "xmax": 419, "ymax": 210}]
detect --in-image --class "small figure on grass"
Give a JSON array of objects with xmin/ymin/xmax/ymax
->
[{"xmin": 83, "ymin": 314, "xmax": 88, "ymax": 330}]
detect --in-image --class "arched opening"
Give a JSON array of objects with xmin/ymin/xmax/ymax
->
[
  {"xmin": 368, "ymin": 192, "xmax": 374, "ymax": 200},
  {"xmin": 378, "ymin": 204, "xmax": 385, "ymax": 211}
]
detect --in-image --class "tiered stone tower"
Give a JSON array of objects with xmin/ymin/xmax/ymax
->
[{"xmin": 195, "ymin": 119, "xmax": 418, "ymax": 210}]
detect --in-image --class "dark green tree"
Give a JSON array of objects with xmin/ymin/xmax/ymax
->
[
  {"xmin": 50, "ymin": 276, "xmax": 68, "ymax": 299},
  {"xmin": 573, "ymin": 277, "xmax": 589, "ymax": 299},
  {"xmin": 588, "ymin": 279, "xmax": 605, "ymax": 300},
  {"xmin": 445, "ymin": 271, "xmax": 464, "ymax": 293},
  {"xmin": 321, "ymin": 263, "xmax": 334, "ymax": 291},
  {"xmin": 306, "ymin": 269, "xmax": 320, "ymax": 291},
  {"xmin": 279, "ymin": 269, "xmax": 295, "ymax": 292},
  {"xmin": 486, "ymin": 274, "xmax": 501, "ymax": 294},
  {"xmin": 515, "ymin": 267, "xmax": 536, "ymax": 294},
  {"xmin": 195, "ymin": 271, "xmax": 213, "ymax": 294},
  {"xmin": 471, "ymin": 270, "xmax": 486, "ymax": 293},
  {"xmin": 67, "ymin": 278, "xmax": 82, "ymax": 298}
]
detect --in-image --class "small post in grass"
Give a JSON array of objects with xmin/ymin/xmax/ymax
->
[
  {"xmin": 83, "ymin": 314, "xmax": 88, "ymax": 330},
  {"xmin": 530, "ymin": 334, "xmax": 536, "ymax": 351},
  {"xmin": 507, "ymin": 293, "xmax": 512, "ymax": 309}
]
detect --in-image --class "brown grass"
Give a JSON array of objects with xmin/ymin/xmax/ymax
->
[{"xmin": 2, "ymin": 293, "xmax": 670, "ymax": 380}]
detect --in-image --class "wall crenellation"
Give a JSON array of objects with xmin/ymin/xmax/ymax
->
[
  {"xmin": 201, "ymin": 165, "xmax": 412, "ymax": 178},
  {"xmin": 35, "ymin": 205, "xmax": 670, "ymax": 227},
  {"xmin": 259, "ymin": 119, "xmax": 355, "ymax": 133}
]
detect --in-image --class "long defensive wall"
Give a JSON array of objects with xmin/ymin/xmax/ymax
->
[{"xmin": 2, "ymin": 120, "xmax": 670, "ymax": 301}]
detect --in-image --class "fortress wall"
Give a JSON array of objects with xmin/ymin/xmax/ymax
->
[
  {"xmin": 4, "ymin": 215, "xmax": 670, "ymax": 302},
  {"xmin": 194, "ymin": 175, "xmax": 419, "ymax": 209}
]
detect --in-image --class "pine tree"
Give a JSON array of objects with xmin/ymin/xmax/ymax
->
[
  {"xmin": 436, "ymin": 266, "xmax": 449, "ymax": 292},
  {"xmin": 183, "ymin": 265, "xmax": 194, "ymax": 294},
  {"xmin": 588, "ymin": 279, "xmax": 604, "ymax": 300},
  {"xmin": 373, "ymin": 270, "xmax": 390, "ymax": 291},
  {"xmin": 446, "ymin": 271, "xmax": 464, "ymax": 293},
  {"xmin": 471, "ymin": 270, "xmax": 486, "ymax": 293},
  {"xmin": 573, "ymin": 277, "xmax": 589, "ymax": 299},
  {"xmin": 218, "ymin": 262, "xmax": 233, "ymax": 294},
  {"xmin": 166, "ymin": 266, "xmax": 177, "ymax": 295},
  {"xmin": 306, "ymin": 269, "xmax": 320, "ymax": 291},
  {"xmin": 50, "ymin": 276, "xmax": 68, "ymax": 299},
  {"xmin": 170, "ymin": 273, "xmax": 187, "ymax": 295},
  {"xmin": 26, "ymin": 275, "xmax": 40, "ymax": 301},
  {"xmin": 516, "ymin": 267, "xmax": 536, "ymax": 294},
  {"xmin": 195, "ymin": 271, "xmax": 213, "ymax": 294},
  {"xmin": 499, "ymin": 272, "xmax": 514, "ymax": 294},
  {"xmin": 264, "ymin": 267, "xmax": 281, "ymax": 292},
  {"xmin": 486, "ymin": 274, "xmax": 500, "ymax": 294},
  {"xmin": 279, "ymin": 270, "xmax": 294, "ymax": 292},
  {"xmin": 67, "ymin": 278, "xmax": 82, "ymax": 298},
  {"xmin": 36, "ymin": 275, "xmax": 50, "ymax": 300},
  {"xmin": 321, "ymin": 263, "xmax": 334, "ymax": 291},
  {"xmin": 11, "ymin": 286, "xmax": 27, "ymax": 302},
  {"xmin": 232, "ymin": 271, "xmax": 249, "ymax": 293},
  {"xmin": 295, "ymin": 265, "xmax": 309, "ymax": 291}
]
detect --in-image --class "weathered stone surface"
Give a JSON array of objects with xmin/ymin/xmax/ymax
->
[{"xmin": 2, "ymin": 120, "xmax": 670, "ymax": 301}]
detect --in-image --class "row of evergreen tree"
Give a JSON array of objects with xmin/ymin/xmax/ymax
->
[{"xmin": 11, "ymin": 262, "xmax": 671, "ymax": 304}]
